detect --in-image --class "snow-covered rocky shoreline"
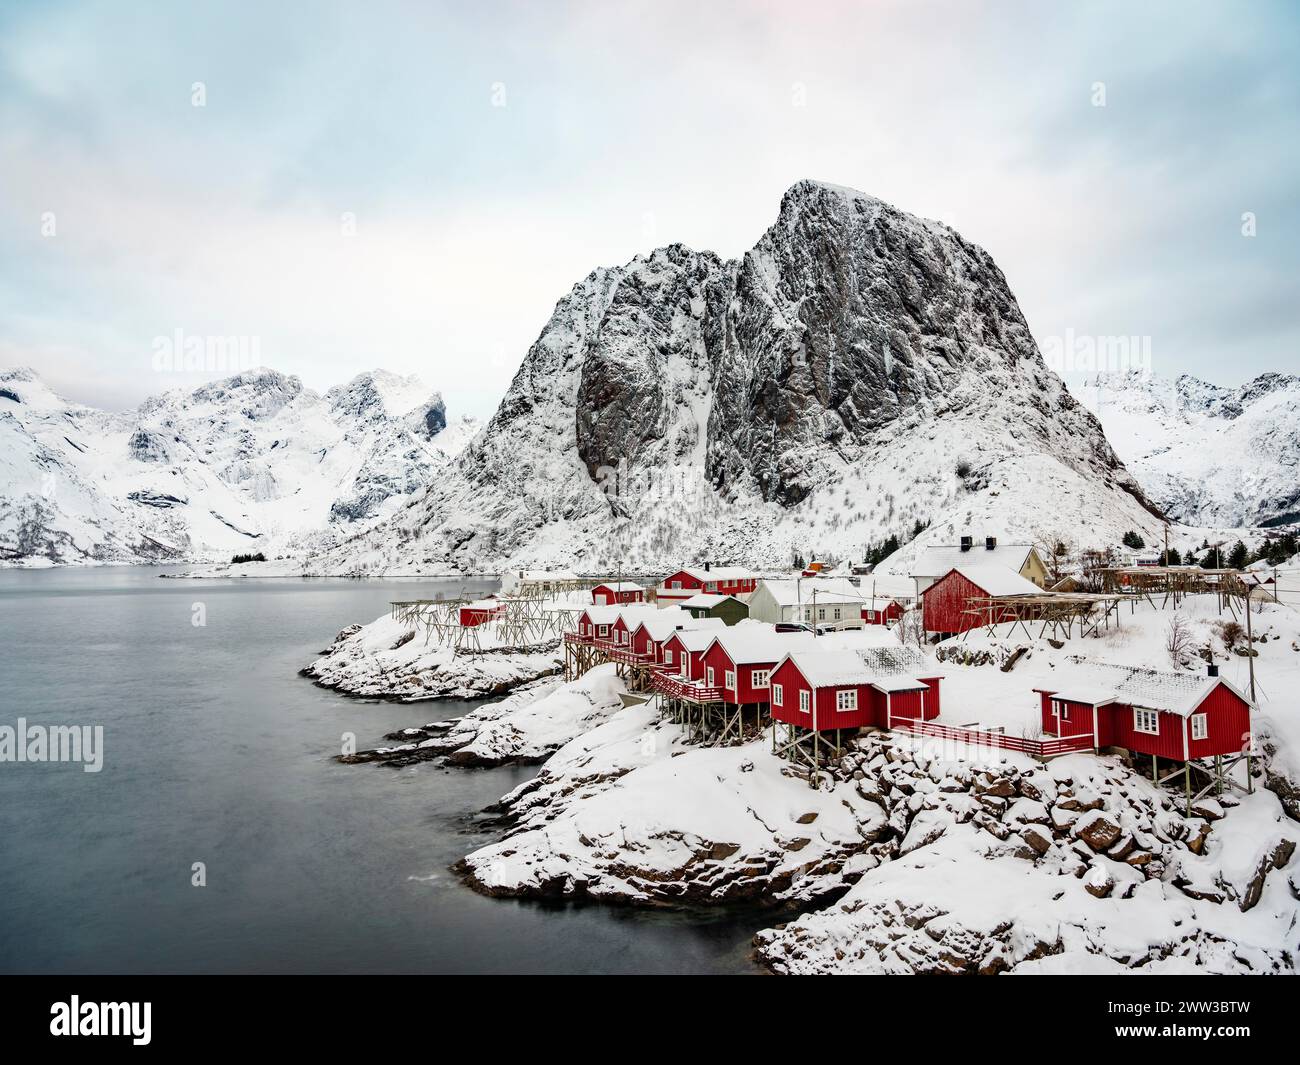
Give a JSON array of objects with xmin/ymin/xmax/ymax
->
[
  {"xmin": 302, "ymin": 612, "xmax": 562, "ymax": 702},
  {"xmin": 316, "ymin": 596, "xmax": 1300, "ymax": 973}
]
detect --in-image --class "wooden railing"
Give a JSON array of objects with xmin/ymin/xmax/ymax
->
[
  {"xmin": 892, "ymin": 719, "xmax": 1093, "ymax": 758},
  {"xmin": 652, "ymin": 671, "xmax": 723, "ymax": 703}
]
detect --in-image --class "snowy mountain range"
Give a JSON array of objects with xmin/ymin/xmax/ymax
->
[
  {"xmin": 314, "ymin": 180, "xmax": 1166, "ymax": 575},
  {"xmin": 1077, "ymin": 370, "xmax": 1300, "ymax": 529},
  {"xmin": 0, "ymin": 367, "xmax": 478, "ymax": 564}
]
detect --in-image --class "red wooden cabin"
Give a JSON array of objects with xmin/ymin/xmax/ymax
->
[
  {"xmin": 459, "ymin": 599, "xmax": 504, "ymax": 626},
  {"xmin": 698, "ymin": 630, "xmax": 817, "ymax": 706},
  {"xmin": 921, "ymin": 565, "xmax": 1045, "ymax": 636},
  {"xmin": 592, "ymin": 582, "xmax": 646, "ymax": 606},
  {"xmin": 660, "ymin": 628, "xmax": 720, "ymax": 680},
  {"xmin": 576, "ymin": 606, "xmax": 622, "ymax": 643},
  {"xmin": 657, "ymin": 565, "xmax": 760, "ymax": 605},
  {"xmin": 632, "ymin": 615, "xmax": 722, "ymax": 667},
  {"xmin": 1034, "ymin": 666, "xmax": 1252, "ymax": 759},
  {"xmin": 769, "ymin": 649, "xmax": 943, "ymax": 732},
  {"xmin": 862, "ymin": 598, "xmax": 904, "ymax": 625}
]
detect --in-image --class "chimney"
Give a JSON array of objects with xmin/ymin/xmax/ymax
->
[
  {"xmin": 986, "ymin": 536, "xmax": 997, "ymax": 551},
  {"xmin": 1207, "ymin": 663, "xmax": 1219, "ymax": 678},
  {"xmin": 959, "ymin": 536, "xmax": 973, "ymax": 552},
  {"xmin": 703, "ymin": 560, "xmax": 710, "ymax": 572}
]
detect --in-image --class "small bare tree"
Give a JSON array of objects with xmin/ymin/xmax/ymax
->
[
  {"xmin": 1165, "ymin": 613, "xmax": 1194, "ymax": 668},
  {"xmin": 896, "ymin": 606, "xmax": 927, "ymax": 648}
]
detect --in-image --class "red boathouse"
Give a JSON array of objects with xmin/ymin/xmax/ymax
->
[
  {"xmin": 1034, "ymin": 665, "xmax": 1252, "ymax": 760},
  {"xmin": 921, "ymin": 565, "xmax": 1046, "ymax": 637},
  {"xmin": 769, "ymin": 649, "xmax": 943, "ymax": 732}
]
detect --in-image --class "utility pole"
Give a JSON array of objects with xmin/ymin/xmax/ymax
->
[
  {"xmin": 812, "ymin": 588, "xmax": 818, "ymax": 638},
  {"xmin": 1244, "ymin": 586, "xmax": 1257, "ymax": 702}
]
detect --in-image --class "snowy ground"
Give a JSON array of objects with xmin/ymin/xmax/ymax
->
[
  {"xmin": 302, "ymin": 611, "xmax": 562, "ymax": 701},
  {"xmin": 350, "ymin": 664, "xmax": 629, "ymax": 767}
]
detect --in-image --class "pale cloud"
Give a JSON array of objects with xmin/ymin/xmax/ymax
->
[{"xmin": 1, "ymin": 0, "xmax": 1297, "ymax": 418}]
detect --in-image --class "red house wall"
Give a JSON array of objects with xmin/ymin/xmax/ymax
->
[
  {"xmin": 1038, "ymin": 694, "xmax": 1101, "ymax": 744},
  {"xmin": 701, "ymin": 643, "xmax": 777, "ymax": 704},
  {"xmin": 594, "ymin": 585, "xmax": 644, "ymax": 606},
  {"xmin": 1187, "ymin": 683, "xmax": 1252, "ymax": 758},
  {"xmin": 922, "ymin": 569, "xmax": 1012, "ymax": 635},
  {"xmin": 863, "ymin": 601, "xmax": 903, "ymax": 625}
]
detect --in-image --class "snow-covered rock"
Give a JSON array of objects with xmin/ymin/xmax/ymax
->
[
  {"xmin": 1078, "ymin": 369, "xmax": 1300, "ymax": 528},
  {"xmin": 316, "ymin": 180, "xmax": 1166, "ymax": 575},
  {"xmin": 302, "ymin": 611, "xmax": 560, "ymax": 702},
  {"xmin": 0, "ymin": 366, "xmax": 478, "ymax": 565}
]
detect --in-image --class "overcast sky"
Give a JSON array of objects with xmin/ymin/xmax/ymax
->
[{"xmin": 1, "ymin": 0, "xmax": 1297, "ymax": 420}]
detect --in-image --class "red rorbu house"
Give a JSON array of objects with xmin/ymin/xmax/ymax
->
[
  {"xmin": 659, "ymin": 627, "xmax": 723, "ymax": 681},
  {"xmin": 656, "ymin": 565, "xmax": 760, "ymax": 606},
  {"xmin": 459, "ymin": 598, "xmax": 504, "ymax": 626},
  {"xmin": 769, "ymin": 650, "xmax": 943, "ymax": 733},
  {"xmin": 862, "ymin": 595, "xmax": 904, "ymax": 626},
  {"xmin": 592, "ymin": 581, "xmax": 646, "ymax": 606},
  {"xmin": 606, "ymin": 604, "xmax": 660, "ymax": 651},
  {"xmin": 1033, "ymin": 664, "xmax": 1253, "ymax": 761},
  {"xmin": 574, "ymin": 605, "xmax": 622, "ymax": 644},
  {"xmin": 632, "ymin": 615, "xmax": 723, "ymax": 668},
  {"xmin": 921, "ymin": 565, "xmax": 1046, "ymax": 637},
  {"xmin": 698, "ymin": 630, "xmax": 818, "ymax": 706}
]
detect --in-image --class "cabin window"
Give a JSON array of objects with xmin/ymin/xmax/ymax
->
[
  {"xmin": 665, "ymin": 650, "xmax": 674, "ymax": 665},
  {"xmin": 725, "ymin": 670, "xmax": 736, "ymax": 690},
  {"xmin": 837, "ymin": 689, "xmax": 857, "ymax": 711},
  {"xmin": 772, "ymin": 684, "xmax": 783, "ymax": 706},
  {"xmin": 1191, "ymin": 713, "xmax": 1208, "ymax": 741},
  {"xmin": 598, "ymin": 625, "xmax": 608, "ymax": 637},
  {"xmin": 799, "ymin": 690, "xmax": 811, "ymax": 714},
  {"xmin": 817, "ymin": 608, "xmax": 826, "ymax": 621},
  {"xmin": 752, "ymin": 669, "xmax": 770, "ymax": 689},
  {"xmin": 832, "ymin": 607, "xmax": 841, "ymax": 621},
  {"xmin": 706, "ymin": 582, "xmax": 717, "ymax": 592},
  {"xmin": 1051, "ymin": 699, "xmax": 1070, "ymax": 723},
  {"xmin": 707, "ymin": 667, "xmax": 715, "ymax": 687},
  {"xmin": 670, "ymin": 581, "xmax": 681, "ymax": 589},
  {"xmin": 1134, "ymin": 708, "xmax": 1160, "ymax": 736}
]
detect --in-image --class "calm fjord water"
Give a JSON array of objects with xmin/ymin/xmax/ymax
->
[{"xmin": 0, "ymin": 568, "xmax": 757, "ymax": 974}]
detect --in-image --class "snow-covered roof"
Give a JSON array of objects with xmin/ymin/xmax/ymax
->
[
  {"xmin": 1039, "ymin": 664, "xmax": 1253, "ymax": 717},
  {"xmin": 707, "ymin": 629, "xmax": 817, "ymax": 665},
  {"xmin": 680, "ymin": 592, "xmax": 743, "ymax": 609},
  {"xmin": 855, "ymin": 573, "xmax": 918, "ymax": 599},
  {"xmin": 778, "ymin": 649, "xmax": 932, "ymax": 692},
  {"xmin": 912, "ymin": 543, "xmax": 1038, "ymax": 579},
  {"xmin": 663, "ymin": 627, "xmax": 726, "ymax": 652},
  {"xmin": 947, "ymin": 565, "xmax": 1046, "ymax": 598},
  {"xmin": 635, "ymin": 614, "xmax": 723, "ymax": 642},
  {"xmin": 594, "ymin": 580, "xmax": 644, "ymax": 592},
  {"xmin": 755, "ymin": 576, "xmax": 862, "ymax": 606}
]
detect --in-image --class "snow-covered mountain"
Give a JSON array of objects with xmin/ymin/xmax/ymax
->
[
  {"xmin": 319, "ymin": 180, "xmax": 1165, "ymax": 575},
  {"xmin": 1077, "ymin": 370, "xmax": 1300, "ymax": 528},
  {"xmin": 0, "ymin": 367, "xmax": 478, "ymax": 564}
]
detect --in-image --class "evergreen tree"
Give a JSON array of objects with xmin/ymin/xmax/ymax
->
[
  {"xmin": 1159, "ymin": 547, "xmax": 1182, "ymax": 566},
  {"xmin": 1121, "ymin": 530, "xmax": 1145, "ymax": 549},
  {"xmin": 1227, "ymin": 540, "xmax": 1249, "ymax": 570}
]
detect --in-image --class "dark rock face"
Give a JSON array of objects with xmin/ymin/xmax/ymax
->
[
  {"xmin": 327, "ymin": 179, "xmax": 1162, "ymax": 572},
  {"xmin": 127, "ymin": 428, "xmax": 170, "ymax": 463},
  {"xmin": 423, "ymin": 401, "xmax": 447, "ymax": 438}
]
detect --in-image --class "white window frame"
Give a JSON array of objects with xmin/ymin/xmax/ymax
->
[
  {"xmin": 1191, "ymin": 713, "xmax": 1208, "ymax": 740},
  {"xmin": 836, "ymin": 689, "xmax": 857, "ymax": 711},
  {"xmin": 669, "ymin": 580, "xmax": 681, "ymax": 590},
  {"xmin": 752, "ymin": 669, "xmax": 770, "ymax": 689},
  {"xmin": 817, "ymin": 607, "xmax": 826, "ymax": 621},
  {"xmin": 725, "ymin": 670, "xmax": 736, "ymax": 691},
  {"xmin": 665, "ymin": 649, "xmax": 674, "ymax": 665},
  {"xmin": 832, "ymin": 607, "xmax": 841, "ymax": 621},
  {"xmin": 1051, "ymin": 698, "xmax": 1070, "ymax": 723},
  {"xmin": 1134, "ymin": 707, "xmax": 1160, "ymax": 736},
  {"xmin": 598, "ymin": 624, "xmax": 608, "ymax": 637},
  {"xmin": 707, "ymin": 666, "xmax": 715, "ymax": 687},
  {"xmin": 799, "ymin": 690, "xmax": 811, "ymax": 714},
  {"xmin": 772, "ymin": 683, "xmax": 783, "ymax": 706}
]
